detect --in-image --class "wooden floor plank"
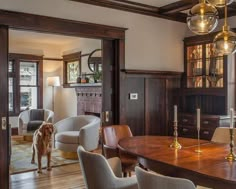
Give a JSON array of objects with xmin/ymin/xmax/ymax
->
[{"xmin": 10, "ymin": 164, "xmax": 86, "ymax": 189}]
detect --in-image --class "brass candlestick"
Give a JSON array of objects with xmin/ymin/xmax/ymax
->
[
  {"xmin": 195, "ymin": 128, "xmax": 202, "ymax": 153},
  {"xmin": 225, "ymin": 128, "xmax": 236, "ymax": 161},
  {"xmin": 170, "ymin": 121, "xmax": 182, "ymax": 149}
]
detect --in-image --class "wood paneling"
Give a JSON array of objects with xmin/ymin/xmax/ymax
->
[
  {"xmin": 125, "ymin": 77, "xmax": 145, "ymax": 136},
  {"xmin": 145, "ymin": 79, "xmax": 166, "ymax": 135},
  {"xmin": 123, "ymin": 70, "xmax": 182, "ymax": 136}
]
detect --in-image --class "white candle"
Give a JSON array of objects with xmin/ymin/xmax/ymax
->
[
  {"xmin": 230, "ymin": 108, "xmax": 234, "ymax": 129},
  {"xmin": 197, "ymin": 109, "xmax": 200, "ymax": 130},
  {"xmin": 174, "ymin": 105, "xmax": 177, "ymax": 122}
]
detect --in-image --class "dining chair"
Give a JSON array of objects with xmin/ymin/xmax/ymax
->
[
  {"xmin": 135, "ymin": 166, "xmax": 196, "ymax": 189},
  {"xmin": 211, "ymin": 127, "xmax": 236, "ymax": 144},
  {"xmin": 77, "ymin": 145, "xmax": 138, "ymax": 189},
  {"xmin": 102, "ymin": 125, "xmax": 137, "ymax": 177}
]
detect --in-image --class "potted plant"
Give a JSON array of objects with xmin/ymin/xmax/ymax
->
[{"xmin": 93, "ymin": 71, "xmax": 102, "ymax": 83}]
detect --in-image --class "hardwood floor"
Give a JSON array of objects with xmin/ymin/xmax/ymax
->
[{"xmin": 10, "ymin": 164, "xmax": 86, "ymax": 189}]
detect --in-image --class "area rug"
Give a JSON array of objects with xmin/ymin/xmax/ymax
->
[{"xmin": 10, "ymin": 140, "xmax": 78, "ymax": 174}]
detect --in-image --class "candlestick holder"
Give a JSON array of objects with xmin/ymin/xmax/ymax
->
[
  {"xmin": 170, "ymin": 121, "xmax": 182, "ymax": 149},
  {"xmin": 195, "ymin": 128, "xmax": 202, "ymax": 153},
  {"xmin": 225, "ymin": 128, "xmax": 236, "ymax": 161}
]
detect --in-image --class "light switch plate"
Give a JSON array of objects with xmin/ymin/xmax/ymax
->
[{"xmin": 129, "ymin": 93, "xmax": 138, "ymax": 100}]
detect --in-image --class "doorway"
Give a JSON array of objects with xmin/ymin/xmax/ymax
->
[
  {"xmin": 9, "ymin": 29, "xmax": 103, "ymax": 174},
  {"xmin": 0, "ymin": 10, "xmax": 126, "ymax": 189}
]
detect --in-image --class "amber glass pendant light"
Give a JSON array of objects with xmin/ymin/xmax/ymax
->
[
  {"xmin": 213, "ymin": 3, "xmax": 236, "ymax": 55},
  {"xmin": 206, "ymin": 0, "xmax": 234, "ymax": 8},
  {"xmin": 187, "ymin": 0, "xmax": 219, "ymax": 35}
]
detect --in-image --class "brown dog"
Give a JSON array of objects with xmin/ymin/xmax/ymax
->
[{"xmin": 31, "ymin": 122, "xmax": 54, "ymax": 173}]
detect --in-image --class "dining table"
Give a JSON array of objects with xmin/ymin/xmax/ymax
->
[{"xmin": 118, "ymin": 136, "xmax": 236, "ymax": 189}]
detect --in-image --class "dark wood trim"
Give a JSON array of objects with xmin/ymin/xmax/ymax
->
[
  {"xmin": 70, "ymin": 0, "xmax": 187, "ymax": 23},
  {"xmin": 0, "ymin": 25, "xmax": 9, "ymax": 189},
  {"xmin": 9, "ymin": 53, "xmax": 43, "ymax": 61},
  {"xmin": 81, "ymin": 53, "xmax": 91, "ymax": 57},
  {"xmin": 70, "ymin": 0, "xmax": 236, "ymax": 22},
  {"xmin": 63, "ymin": 51, "xmax": 82, "ymax": 85},
  {"xmin": 0, "ymin": 9, "xmax": 127, "ymax": 39},
  {"xmin": 8, "ymin": 53, "xmax": 44, "ymax": 115},
  {"xmin": 43, "ymin": 57, "xmax": 63, "ymax": 61},
  {"xmin": 123, "ymin": 69, "xmax": 183, "ymax": 78}
]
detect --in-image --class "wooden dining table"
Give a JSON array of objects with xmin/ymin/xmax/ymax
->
[{"xmin": 118, "ymin": 136, "xmax": 236, "ymax": 189}]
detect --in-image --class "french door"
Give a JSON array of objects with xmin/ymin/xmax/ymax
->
[{"xmin": 0, "ymin": 25, "xmax": 9, "ymax": 189}]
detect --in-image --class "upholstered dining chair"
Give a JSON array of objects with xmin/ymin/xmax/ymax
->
[
  {"xmin": 135, "ymin": 166, "xmax": 196, "ymax": 189},
  {"xmin": 211, "ymin": 127, "xmax": 236, "ymax": 143},
  {"xmin": 77, "ymin": 145, "xmax": 138, "ymax": 189},
  {"xmin": 102, "ymin": 125, "xmax": 137, "ymax": 177}
]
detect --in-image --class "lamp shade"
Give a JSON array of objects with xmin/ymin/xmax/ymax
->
[
  {"xmin": 47, "ymin": 76, "xmax": 60, "ymax": 86},
  {"xmin": 187, "ymin": 1, "xmax": 218, "ymax": 35},
  {"xmin": 206, "ymin": 0, "xmax": 234, "ymax": 7},
  {"xmin": 213, "ymin": 26, "xmax": 236, "ymax": 55}
]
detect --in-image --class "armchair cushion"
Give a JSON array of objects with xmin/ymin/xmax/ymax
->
[
  {"xmin": 29, "ymin": 109, "xmax": 44, "ymax": 121},
  {"xmin": 55, "ymin": 131, "xmax": 80, "ymax": 144},
  {"xmin": 27, "ymin": 120, "xmax": 44, "ymax": 132}
]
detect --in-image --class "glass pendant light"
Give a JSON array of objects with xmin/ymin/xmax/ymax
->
[
  {"xmin": 187, "ymin": 0, "xmax": 219, "ymax": 35},
  {"xmin": 206, "ymin": 0, "xmax": 234, "ymax": 8},
  {"xmin": 213, "ymin": 3, "xmax": 236, "ymax": 55}
]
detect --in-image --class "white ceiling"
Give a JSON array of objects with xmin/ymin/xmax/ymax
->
[
  {"xmin": 128, "ymin": 0, "xmax": 177, "ymax": 7},
  {"xmin": 9, "ymin": 29, "xmax": 81, "ymax": 46}
]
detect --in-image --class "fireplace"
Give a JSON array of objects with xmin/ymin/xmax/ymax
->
[{"xmin": 75, "ymin": 86, "xmax": 102, "ymax": 117}]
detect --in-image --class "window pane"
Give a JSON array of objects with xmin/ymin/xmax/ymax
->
[
  {"xmin": 9, "ymin": 61, "xmax": 13, "ymax": 72},
  {"xmin": 67, "ymin": 61, "xmax": 79, "ymax": 83},
  {"xmin": 20, "ymin": 62, "xmax": 37, "ymax": 85},
  {"xmin": 9, "ymin": 77, "xmax": 13, "ymax": 111},
  {"xmin": 20, "ymin": 87, "xmax": 37, "ymax": 111}
]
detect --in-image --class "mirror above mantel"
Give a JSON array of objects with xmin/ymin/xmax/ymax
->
[{"xmin": 63, "ymin": 49, "xmax": 102, "ymax": 88}]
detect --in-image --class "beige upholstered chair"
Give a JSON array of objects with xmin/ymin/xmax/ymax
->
[
  {"xmin": 18, "ymin": 109, "xmax": 54, "ymax": 135},
  {"xmin": 135, "ymin": 166, "xmax": 196, "ymax": 189},
  {"xmin": 54, "ymin": 115, "xmax": 100, "ymax": 159},
  {"xmin": 77, "ymin": 145, "xmax": 138, "ymax": 189},
  {"xmin": 211, "ymin": 127, "xmax": 236, "ymax": 143}
]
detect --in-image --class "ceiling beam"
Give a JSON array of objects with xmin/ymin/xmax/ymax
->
[
  {"xmin": 158, "ymin": 0, "xmax": 198, "ymax": 14},
  {"xmin": 70, "ymin": 0, "xmax": 187, "ymax": 22}
]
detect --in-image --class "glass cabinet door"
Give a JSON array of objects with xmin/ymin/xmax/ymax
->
[
  {"xmin": 187, "ymin": 44, "xmax": 203, "ymax": 88},
  {"xmin": 205, "ymin": 43, "xmax": 224, "ymax": 88}
]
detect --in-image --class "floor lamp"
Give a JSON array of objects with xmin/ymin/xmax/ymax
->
[{"xmin": 47, "ymin": 76, "xmax": 60, "ymax": 112}]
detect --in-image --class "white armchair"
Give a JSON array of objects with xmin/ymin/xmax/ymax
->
[
  {"xmin": 54, "ymin": 115, "xmax": 100, "ymax": 159},
  {"xmin": 18, "ymin": 109, "xmax": 54, "ymax": 135}
]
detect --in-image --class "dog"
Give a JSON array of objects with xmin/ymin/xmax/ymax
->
[{"xmin": 31, "ymin": 122, "xmax": 54, "ymax": 173}]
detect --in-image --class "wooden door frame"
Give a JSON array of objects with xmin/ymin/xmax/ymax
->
[{"xmin": 0, "ymin": 9, "xmax": 126, "ymax": 189}]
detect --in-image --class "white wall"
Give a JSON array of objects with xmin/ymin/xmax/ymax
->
[{"xmin": 0, "ymin": 0, "xmax": 188, "ymax": 72}]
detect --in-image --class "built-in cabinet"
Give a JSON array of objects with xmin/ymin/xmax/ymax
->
[{"xmin": 177, "ymin": 34, "xmax": 235, "ymax": 140}]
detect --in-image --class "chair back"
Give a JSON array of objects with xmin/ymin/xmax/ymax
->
[
  {"xmin": 211, "ymin": 127, "xmax": 236, "ymax": 144},
  {"xmin": 102, "ymin": 125, "xmax": 132, "ymax": 148},
  {"xmin": 29, "ymin": 109, "xmax": 44, "ymax": 121},
  {"xmin": 77, "ymin": 145, "xmax": 118, "ymax": 189},
  {"xmin": 135, "ymin": 166, "xmax": 196, "ymax": 189}
]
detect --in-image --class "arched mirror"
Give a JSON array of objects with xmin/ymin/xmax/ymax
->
[{"xmin": 88, "ymin": 49, "xmax": 102, "ymax": 72}]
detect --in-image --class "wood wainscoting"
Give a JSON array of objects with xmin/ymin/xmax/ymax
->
[{"xmin": 121, "ymin": 69, "xmax": 182, "ymax": 136}]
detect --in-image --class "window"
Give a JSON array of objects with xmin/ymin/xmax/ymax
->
[
  {"xmin": 63, "ymin": 52, "xmax": 81, "ymax": 85},
  {"xmin": 8, "ymin": 54, "xmax": 43, "ymax": 116}
]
